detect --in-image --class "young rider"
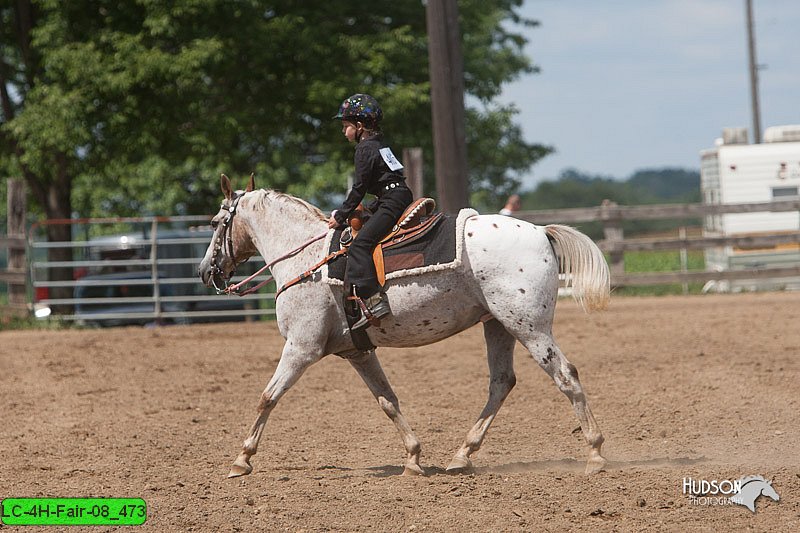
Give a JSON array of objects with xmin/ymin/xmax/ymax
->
[{"xmin": 328, "ymin": 93, "xmax": 413, "ymax": 329}]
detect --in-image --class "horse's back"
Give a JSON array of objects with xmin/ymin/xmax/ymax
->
[{"xmin": 336, "ymin": 214, "xmax": 558, "ymax": 349}]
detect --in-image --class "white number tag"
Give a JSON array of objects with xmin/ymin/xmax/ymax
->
[{"xmin": 379, "ymin": 148, "xmax": 404, "ymax": 171}]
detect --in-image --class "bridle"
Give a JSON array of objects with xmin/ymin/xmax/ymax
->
[
  {"xmin": 209, "ymin": 191, "xmax": 328, "ymax": 296},
  {"xmin": 210, "ymin": 191, "xmax": 246, "ymax": 293}
]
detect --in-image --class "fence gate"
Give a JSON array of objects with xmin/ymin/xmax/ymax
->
[{"xmin": 29, "ymin": 216, "xmax": 275, "ymax": 325}]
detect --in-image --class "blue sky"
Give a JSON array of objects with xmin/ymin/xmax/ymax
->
[{"xmin": 500, "ymin": 0, "xmax": 800, "ymax": 188}]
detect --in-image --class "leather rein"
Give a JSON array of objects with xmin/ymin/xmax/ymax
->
[{"xmin": 211, "ymin": 192, "xmax": 334, "ymax": 298}]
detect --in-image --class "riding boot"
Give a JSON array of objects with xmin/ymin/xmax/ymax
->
[{"xmin": 352, "ymin": 292, "xmax": 392, "ymax": 330}]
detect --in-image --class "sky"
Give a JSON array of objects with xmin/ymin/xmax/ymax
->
[{"xmin": 500, "ymin": 0, "xmax": 800, "ymax": 188}]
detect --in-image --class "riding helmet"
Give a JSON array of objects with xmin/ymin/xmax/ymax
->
[{"xmin": 333, "ymin": 94, "xmax": 383, "ymax": 128}]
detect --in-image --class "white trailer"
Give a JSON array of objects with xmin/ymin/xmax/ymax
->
[{"xmin": 701, "ymin": 125, "xmax": 800, "ymax": 289}]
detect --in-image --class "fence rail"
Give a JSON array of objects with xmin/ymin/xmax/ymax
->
[
  {"xmin": 515, "ymin": 199, "xmax": 800, "ymax": 224},
  {"xmin": 516, "ymin": 199, "xmax": 800, "ymax": 287},
  {"xmin": 2, "ymin": 179, "xmax": 27, "ymax": 311},
  {"xmin": 23, "ymin": 215, "xmax": 275, "ymax": 324},
  {"xmin": 0, "ymin": 234, "xmax": 27, "ymax": 285},
  {"xmin": 5, "ymin": 195, "xmax": 800, "ymax": 321}
]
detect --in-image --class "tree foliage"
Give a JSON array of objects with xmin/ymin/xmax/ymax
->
[
  {"xmin": 523, "ymin": 167, "xmax": 701, "ymax": 237},
  {"xmin": 1, "ymin": 0, "xmax": 548, "ymax": 222},
  {"xmin": 524, "ymin": 167, "xmax": 700, "ymax": 210}
]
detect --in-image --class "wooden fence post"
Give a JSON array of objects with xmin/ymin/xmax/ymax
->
[
  {"xmin": 600, "ymin": 199, "xmax": 624, "ymax": 278},
  {"xmin": 403, "ymin": 147, "xmax": 424, "ymax": 199},
  {"xmin": 679, "ymin": 226, "xmax": 689, "ymax": 294},
  {"xmin": 7, "ymin": 178, "xmax": 27, "ymax": 310}
]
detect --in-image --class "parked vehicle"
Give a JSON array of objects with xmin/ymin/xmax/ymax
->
[
  {"xmin": 32, "ymin": 225, "xmax": 272, "ymax": 326},
  {"xmin": 701, "ymin": 124, "xmax": 800, "ymax": 290},
  {"xmin": 73, "ymin": 271, "xmax": 184, "ymax": 327}
]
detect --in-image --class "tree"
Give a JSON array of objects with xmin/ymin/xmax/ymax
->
[
  {"xmin": 523, "ymin": 167, "xmax": 701, "ymax": 238},
  {"xmin": 1, "ymin": 0, "xmax": 549, "ymax": 228}
]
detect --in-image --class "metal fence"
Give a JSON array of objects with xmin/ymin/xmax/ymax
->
[{"xmin": 29, "ymin": 216, "xmax": 275, "ymax": 325}]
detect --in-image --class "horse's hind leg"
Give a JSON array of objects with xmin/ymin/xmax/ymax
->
[
  {"xmin": 523, "ymin": 333, "xmax": 607, "ymax": 474},
  {"xmin": 228, "ymin": 341, "xmax": 323, "ymax": 478},
  {"xmin": 446, "ymin": 319, "xmax": 516, "ymax": 473},
  {"xmin": 348, "ymin": 350, "xmax": 424, "ymax": 476}
]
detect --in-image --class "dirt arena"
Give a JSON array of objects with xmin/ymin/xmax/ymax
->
[{"xmin": 1, "ymin": 292, "xmax": 798, "ymax": 532}]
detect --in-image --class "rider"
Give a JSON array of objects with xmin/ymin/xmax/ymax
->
[{"xmin": 328, "ymin": 93, "xmax": 413, "ymax": 329}]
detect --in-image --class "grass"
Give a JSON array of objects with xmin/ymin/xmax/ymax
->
[
  {"xmin": 0, "ymin": 312, "xmax": 72, "ymax": 331},
  {"xmin": 612, "ymin": 249, "xmax": 706, "ymax": 296}
]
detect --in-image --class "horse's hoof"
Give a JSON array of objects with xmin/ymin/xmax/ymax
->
[
  {"xmin": 403, "ymin": 463, "xmax": 425, "ymax": 476},
  {"xmin": 585, "ymin": 452, "xmax": 607, "ymax": 475},
  {"xmin": 445, "ymin": 456, "xmax": 473, "ymax": 474},
  {"xmin": 227, "ymin": 456, "xmax": 253, "ymax": 478}
]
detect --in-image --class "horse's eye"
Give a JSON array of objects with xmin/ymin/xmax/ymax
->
[{"xmin": 211, "ymin": 219, "xmax": 218, "ymax": 229}]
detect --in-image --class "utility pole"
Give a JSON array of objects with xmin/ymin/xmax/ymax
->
[
  {"xmin": 745, "ymin": 0, "xmax": 762, "ymax": 144},
  {"xmin": 425, "ymin": 0, "xmax": 469, "ymax": 213}
]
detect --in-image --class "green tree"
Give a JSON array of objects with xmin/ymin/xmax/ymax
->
[
  {"xmin": 523, "ymin": 167, "xmax": 701, "ymax": 237},
  {"xmin": 2, "ymin": 0, "xmax": 548, "ymax": 234}
]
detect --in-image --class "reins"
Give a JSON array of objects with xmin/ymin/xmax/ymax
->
[
  {"xmin": 211, "ymin": 190, "xmax": 338, "ymax": 298},
  {"xmin": 223, "ymin": 230, "xmax": 329, "ymax": 296}
]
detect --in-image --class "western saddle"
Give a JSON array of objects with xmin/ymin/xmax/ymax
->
[{"xmin": 275, "ymin": 198, "xmax": 441, "ymax": 298}]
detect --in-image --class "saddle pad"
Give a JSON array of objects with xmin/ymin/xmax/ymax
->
[{"xmin": 323, "ymin": 208, "xmax": 478, "ymax": 284}]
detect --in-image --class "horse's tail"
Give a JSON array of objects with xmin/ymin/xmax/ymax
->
[{"xmin": 544, "ymin": 224, "xmax": 610, "ymax": 312}]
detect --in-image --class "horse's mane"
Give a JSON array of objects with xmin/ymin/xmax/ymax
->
[
  {"xmin": 739, "ymin": 475, "xmax": 768, "ymax": 486},
  {"xmin": 250, "ymin": 189, "xmax": 327, "ymax": 221}
]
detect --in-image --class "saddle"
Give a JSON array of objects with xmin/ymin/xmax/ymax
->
[
  {"xmin": 341, "ymin": 198, "xmax": 441, "ymax": 285},
  {"xmin": 275, "ymin": 198, "xmax": 442, "ymax": 299}
]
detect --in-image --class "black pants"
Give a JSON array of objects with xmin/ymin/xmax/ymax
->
[{"xmin": 346, "ymin": 186, "xmax": 413, "ymax": 298}]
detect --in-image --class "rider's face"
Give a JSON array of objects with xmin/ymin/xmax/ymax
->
[{"xmin": 342, "ymin": 121, "xmax": 359, "ymax": 143}]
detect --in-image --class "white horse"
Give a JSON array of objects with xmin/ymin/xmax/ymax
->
[{"xmin": 198, "ymin": 174, "xmax": 610, "ymax": 478}]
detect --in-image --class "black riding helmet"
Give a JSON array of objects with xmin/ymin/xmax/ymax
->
[{"xmin": 333, "ymin": 94, "xmax": 383, "ymax": 129}]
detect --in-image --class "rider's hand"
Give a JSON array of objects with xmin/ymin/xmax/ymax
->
[{"xmin": 327, "ymin": 215, "xmax": 340, "ymax": 229}]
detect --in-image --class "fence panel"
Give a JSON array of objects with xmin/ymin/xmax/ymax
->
[
  {"xmin": 28, "ymin": 216, "xmax": 275, "ymax": 325},
  {"xmin": 516, "ymin": 199, "xmax": 800, "ymax": 288}
]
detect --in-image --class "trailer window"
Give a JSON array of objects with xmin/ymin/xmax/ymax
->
[{"xmin": 772, "ymin": 186, "xmax": 798, "ymax": 198}]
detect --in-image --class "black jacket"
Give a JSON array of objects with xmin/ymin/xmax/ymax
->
[{"xmin": 334, "ymin": 134, "xmax": 406, "ymax": 225}]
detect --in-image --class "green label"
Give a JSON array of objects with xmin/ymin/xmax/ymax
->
[{"xmin": 1, "ymin": 498, "xmax": 147, "ymax": 526}]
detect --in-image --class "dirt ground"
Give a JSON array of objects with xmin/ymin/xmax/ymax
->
[{"xmin": 1, "ymin": 292, "xmax": 799, "ymax": 532}]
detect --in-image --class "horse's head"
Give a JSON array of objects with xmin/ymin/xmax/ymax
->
[
  {"xmin": 761, "ymin": 480, "xmax": 780, "ymax": 502},
  {"xmin": 198, "ymin": 173, "xmax": 259, "ymax": 291}
]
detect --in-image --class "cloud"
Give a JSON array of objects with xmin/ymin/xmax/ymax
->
[{"xmin": 507, "ymin": 0, "xmax": 800, "ymax": 184}]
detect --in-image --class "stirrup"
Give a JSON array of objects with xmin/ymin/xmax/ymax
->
[{"xmin": 352, "ymin": 293, "xmax": 391, "ymax": 330}]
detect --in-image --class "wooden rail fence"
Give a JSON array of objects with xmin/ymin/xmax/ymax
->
[
  {"xmin": 515, "ymin": 199, "xmax": 800, "ymax": 287},
  {"xmin": 2, "ymin": 179, "xmax": 27, "ymax": 313},
  {"xmin": 4, "ymin": 191, "xmax": 800, "ymax": 315}
]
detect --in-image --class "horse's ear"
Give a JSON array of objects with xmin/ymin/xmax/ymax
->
[
  {"xmin": 220, "ymin": 174, "xmax": 233, "ymax": 201},
  {"xmin": 245, "ymin": 173, "xmax": 255, "ymax": 193}
]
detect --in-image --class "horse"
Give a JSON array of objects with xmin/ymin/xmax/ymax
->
[
  {"xmin": 198, "ymin": 174, "xmax": 610, "ymax": 478},
  {"xmin": 730, "ymin": 476, "xmax": 780, "ymax": 513}
]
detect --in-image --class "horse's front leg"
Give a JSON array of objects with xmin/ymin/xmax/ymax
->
[
  {"xmin": 447, "ymin": 319, "xmax": 517, "ymax": 473},
  {"xmin": 347, "ymin": 349, "xmax": 424, "ymax": 476},
  {"xmin": 228, "ymin": 340, "xmax": 324, "ymax": 478}
]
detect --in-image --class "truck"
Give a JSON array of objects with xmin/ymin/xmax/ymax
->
[{"xmin": 700, "ymin": 124, "xmax": 800, "ymax": 290}]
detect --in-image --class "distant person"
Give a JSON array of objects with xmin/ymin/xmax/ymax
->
[
  {"xmin": 499, "ymin": 194, "xmax": 521, "ymax": 216},
  {"xmin": 328, "ymin": 93, "xmax": 413, "ymax": 330}
]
